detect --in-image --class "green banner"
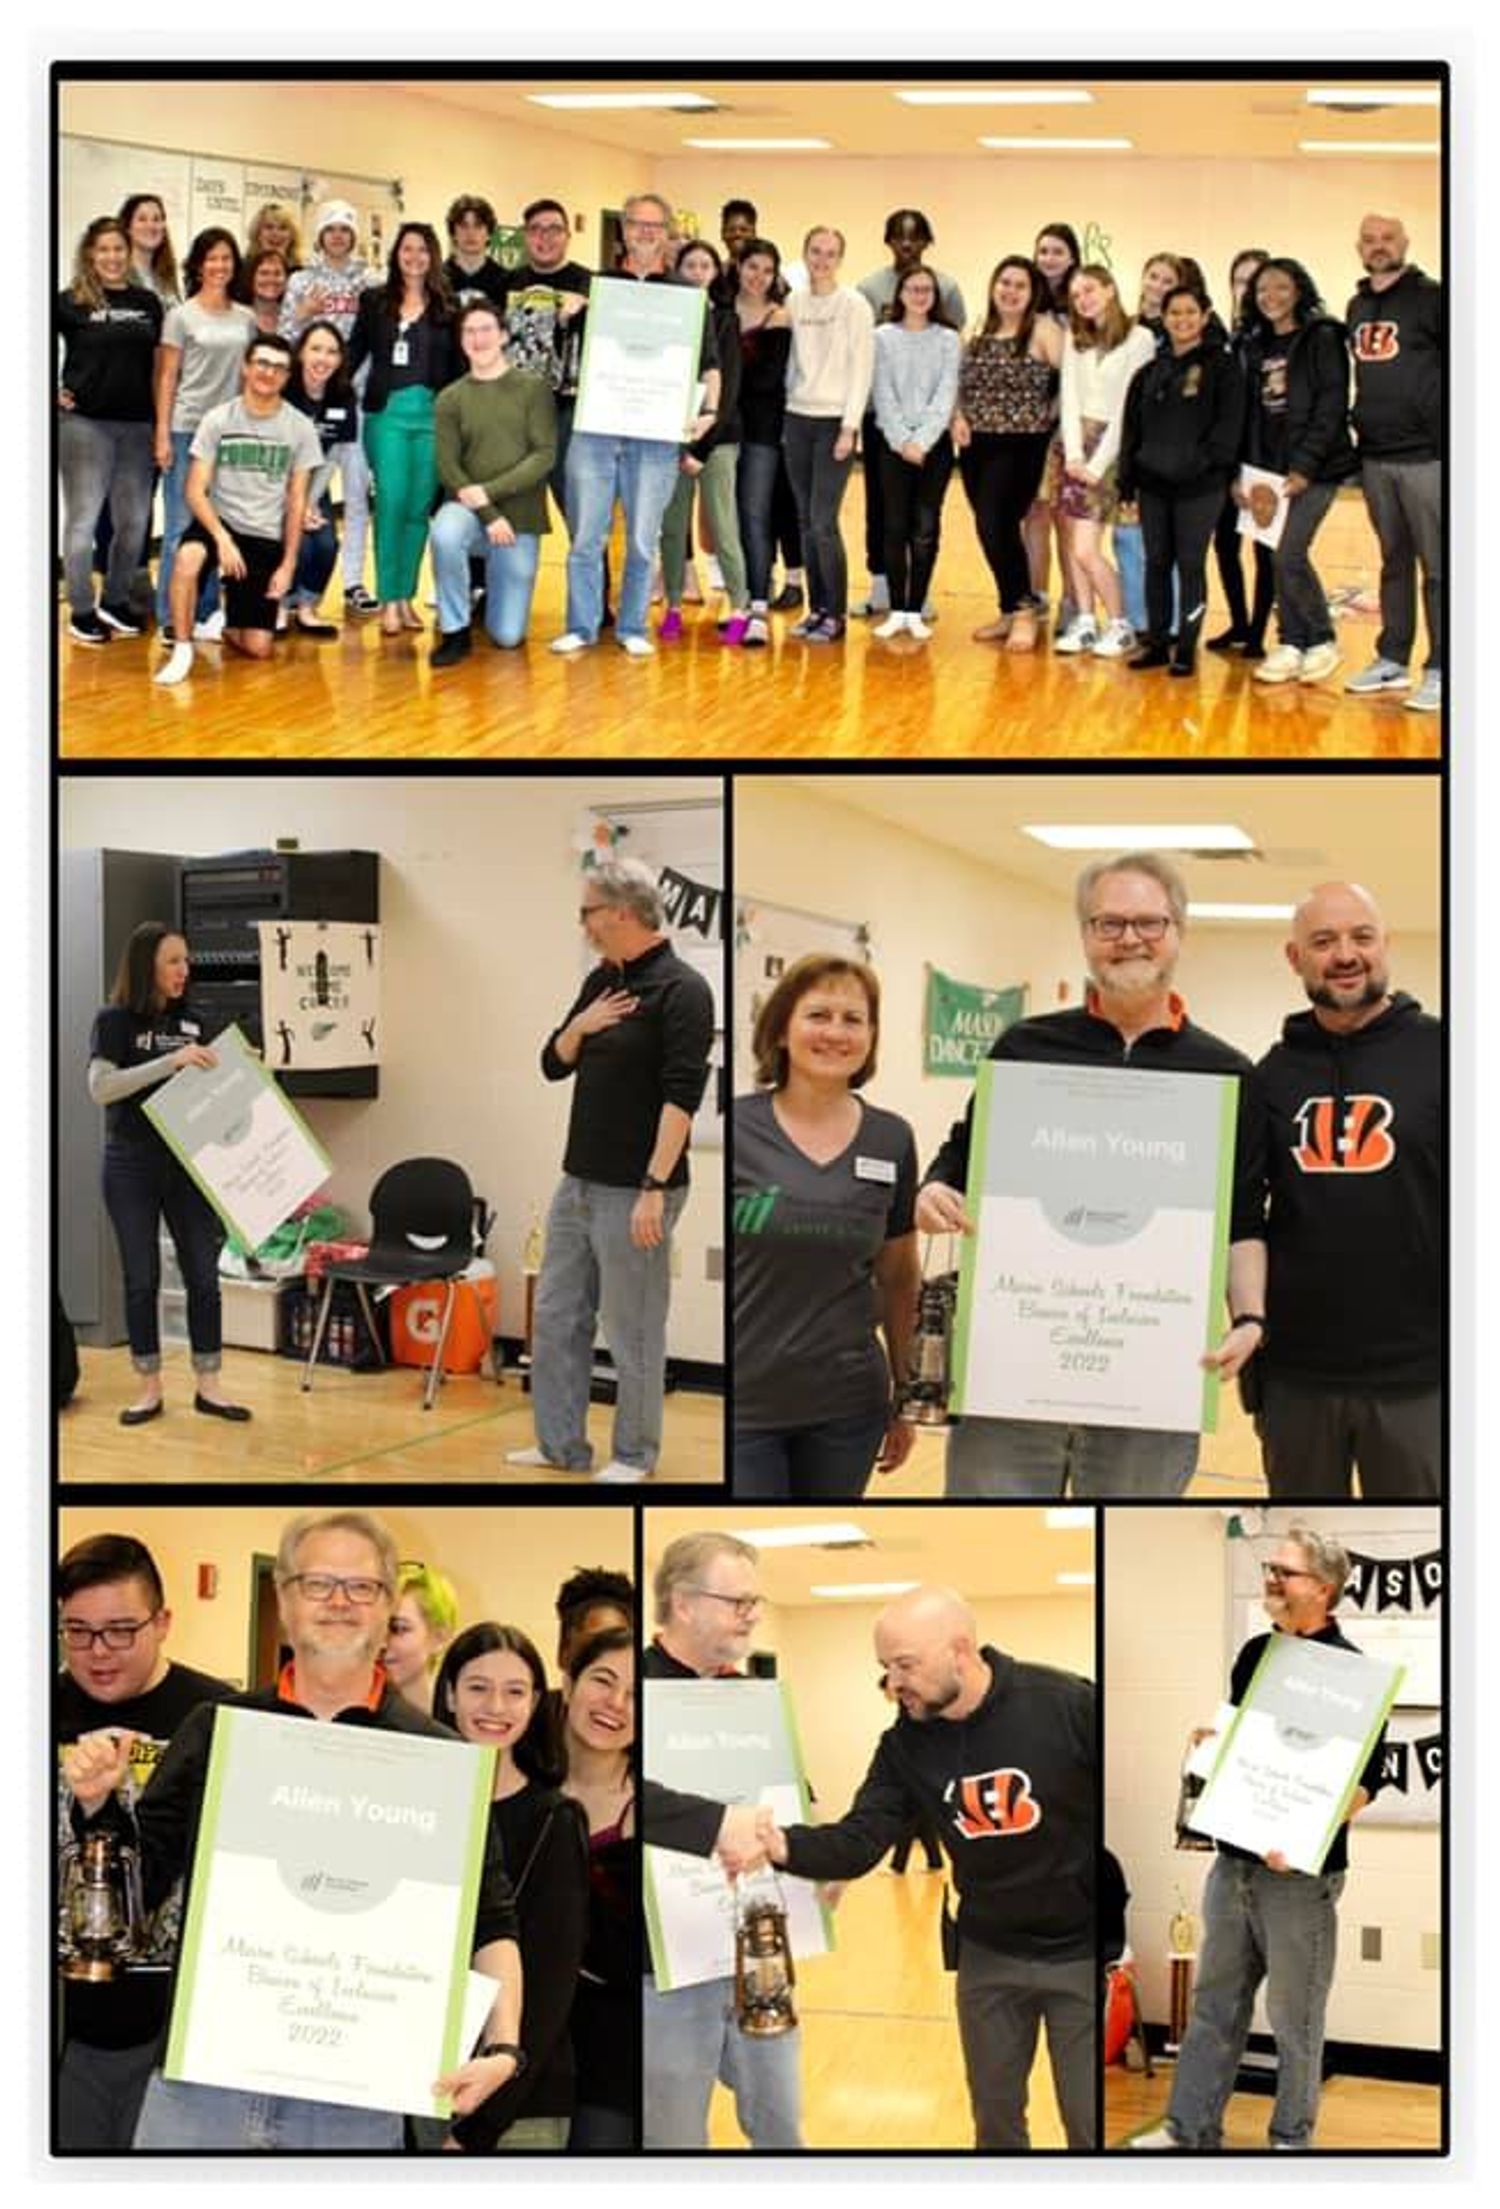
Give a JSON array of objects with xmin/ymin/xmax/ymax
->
[{"xmin": 924, "ymin": 968, "xmax": 1026, "ymax": 1077}]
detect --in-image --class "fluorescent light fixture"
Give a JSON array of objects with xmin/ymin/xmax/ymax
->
[
  {"xmin": 739, "ymin": 1522, "xmax": 869, "ymax": 1551},
  {"xmin": 1046, "ymin": 1507, "xmax": 1095, "ymax": 1530},
  {"xmin": 1189, "ymin": 902, "xmax": 1295, "ymax": 922},
  {"xmin": 527, "ymin": 91, "xmax": 715, "ymax": 111},
  {"xmin": 897, "ymin": 88, "xmax": 1093, "ymax": 107},
  {"xmin": 1023, "ymin": 823, "xmax": 1254, "ymax": 852},
  {"xmin": 1055, "ymin": 1571, "xmax": 1096, "ymax": 1588},
  {"xmin": 809, "ymin": 1581, "xmax": 920, "ymax": 1601},
  {"xmin": 1305, "ymin": 87, "xmax": 1441, "ymax": 108},
  {"xmin": 980, "ymin": 135, "xmax": 1132, "ymax": 151},
  {"xmin": 684, "ymin": 137, "xmax": 831, "ymax": 151},
  {"xmin": 1300, "ymin": 139, "xmax": 1439, "ymax": 156}
]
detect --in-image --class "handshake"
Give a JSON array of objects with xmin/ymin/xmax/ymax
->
[{"xmin": 713, "ymin": 1802, "xmax": 790, "ymax": 1879}]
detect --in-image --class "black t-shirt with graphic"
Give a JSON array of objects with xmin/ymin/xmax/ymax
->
[
  {"xmin": 57, "ymin": 285, "xmax": 164, "ymax": 421},
  {"xmin": 89, "ymin": 1002, "xmax": 205, "ymax": 1147},
  {"xmin": 1254, "ymin": 342, "xmax": 1291, "ymax": 474}
]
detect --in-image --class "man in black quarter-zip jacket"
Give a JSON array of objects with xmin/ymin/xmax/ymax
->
[
  {"xmin": 916, "ymin": 849, "xmax": 1268, "ymax": 1499},
  {"xmin": 1252, "ymin": 881, "xmax": 1441, "ymax": 1499}
]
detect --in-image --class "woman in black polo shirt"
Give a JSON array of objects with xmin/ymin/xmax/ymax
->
[
  {"xmin": 87, "ymin": 922, "xmax": 249, "ymax": 1427},
  {"xmin": 732, "ymin": 953, "xmax": 920, "ymax": 1497}
]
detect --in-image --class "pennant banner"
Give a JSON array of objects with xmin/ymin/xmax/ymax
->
[
  {"xmin": 658, "ymin": 866, "xmax": 724, "ymax": 941},
  {"xmin": 1344, "ymin": 1548, "xmax": 1443, "ymax": 1612}
]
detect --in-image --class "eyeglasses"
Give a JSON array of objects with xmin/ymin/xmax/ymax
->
[
  {"xmin": 526, "ymin": 221, "xmax": 568, "ymax": 237},
  {"xmin": 1086, "ymin": 914, "xmax": 1173, "ymax": 943},
  {"xmin": 684, "ymin": 1588, "xmax": 762, "ymax": 1620},
  {"xmin": 248, "ymin": 358, "xmax": 291, "ymax": 374},
  {"xmin": 280, "ymin": 1573, "xmax": 390, "ymax": 1605},
  {"xmin": 579, "ymin": 903, "xmax": 611, "ymax": 921},
  {"xmin": 1260, "ymin": 1564, "xmax": 1316, "ymax": 1583},
  {"xmin": 60, "ymin": 1616, "xmax": 160, "ymax": 1651}
]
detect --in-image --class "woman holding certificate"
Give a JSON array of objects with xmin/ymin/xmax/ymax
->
[
  {"xmin": 87, "ymin": 922, "xmax": 249, "ymax": 1427},
  {"xmin": 732, "ymin": 954, "xmax": 921, "ymax": 1497},
  {"xmin": 436, "ymin": 1625, "xmax": 590, "ymax": 2151}
]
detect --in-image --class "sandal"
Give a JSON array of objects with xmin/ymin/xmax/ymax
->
[
  {"xmin": 972, "ymin": 616, "xmax": 1011, "ymax": 642},
  {"xmin": 1005, "ymin": 610, "xmax": 1039, "ymax": 653}
]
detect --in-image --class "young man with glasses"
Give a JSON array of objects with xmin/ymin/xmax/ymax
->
[
  {"xmin": 1130, "ymin": 1526, "xmax": 1386, "ymax": 2151},
  {"xmin": 916, "ymin": 850, "xmax": 1267, "ymax": 1498},
  {"xmin": 498, "ymin": 198, "xmax": 594, "ymax": 536},
  {"xmin": 154, "ymin": 331, "xmax": 321, "ymax": 687},
  {"xmin": 56, "ymin": 1534, "xmax": 235, "ymax": 2151},
  {"xmin": 61, "ymin": 1510, "xmax": 523, "ymax": 2151}
]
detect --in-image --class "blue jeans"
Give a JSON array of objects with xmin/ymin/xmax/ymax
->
[
  {"xmin": 102, "ymin": 1138, "xmax": 225, "ymax": 1373},
  {"xmin": 564, "ymin": 431, "xmax": 679, "ymax": 641},
  {"xmin": 133, "ymin": 2071, "xmax": 402, "ymax": 2150},
  {"xmin": 1113, "ymin": 518, "xmax": 1147, "ymax": 631},
  {"xmin": 642, "ymin": 1974, "xmax": 802, "ymax": 2149},
  {"xmin": 529, "ymin": 1175, "xmax": 686, "ymax": 1470},
  {"xmin": 59, "ymin": 416, "xmax": 155, "ymax": 617},
  {"xmin": 429, "ymin": 502, "xmax": 541, "ymax": 645},
  {"xmin": 285, "ymin": 515, "xmax": 338, "ymax": 609},
  {"xmin": 1166, "ymin": 1855, "xmax": 1345, "ymax": 2150},
  {"xmin": 154, "ymin": 428, "xmax": 220, "ymax": 628},
  {"xmin": 736, "ymin": 440, "xmax": 781, "ymax": 604},
  {"xmin": 733, "ymin": 1410, "xmax": 888, "ymax": 1499},
  {"xmin": 944, "ymin": 1415, "xmax": 1197, "ymax": 1498}
]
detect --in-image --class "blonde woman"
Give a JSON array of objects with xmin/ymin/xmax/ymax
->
[{"xmin": 1054, "ymin": 264, "xmax": 1155, "ymax": 658}]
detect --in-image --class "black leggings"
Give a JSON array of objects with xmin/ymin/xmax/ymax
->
[
  {"xmin": 878, "ymin": 440, "xmax": 955, "ymax": 611},
  {"xmin": 1212, "ymin": 490, "xmax": 1275, "ymax": 643},
  {"xmin": 1139, "ymin": 484, "xmax": 1224, "ymax": 657},
  {"xmin": 958, "ymin": 430, "xmax": 1053, "ymax": 612}
]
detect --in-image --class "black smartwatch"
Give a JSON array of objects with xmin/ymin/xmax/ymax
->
[
  {"xmin": 1230, "ymin": 1313, "xmax": 1266, "ymax": 1336},
  {"xmin": 479, "ymin": 2041, "xmax": 527, "ymax": 2074},
  {"xmin": 640, "ymin": 1173, "xmax": 667, "ymax": 1193}
]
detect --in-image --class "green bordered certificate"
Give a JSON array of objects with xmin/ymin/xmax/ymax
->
[
  {"xmin": 142, "ymin": 1022, "xmax": 332, "ymax": 1250},
  {"xmin": 163, "ymin": 1709, "xmax": 495, "ymax": 2116},
  {"xmin": 1188, "ymin": 1635, "xmax": 1404, "ymax": 1873},
  {"xmin": 574, "ymin": 274, "xmax": 705, "ymax": 442},
  {"xmin": 643, "ymin": 1678, "xmax": 832, "ymax": 1992},
  {"xmin": 951, "ymin": 1059, "xmax": 1239, "ymax": 1432}
]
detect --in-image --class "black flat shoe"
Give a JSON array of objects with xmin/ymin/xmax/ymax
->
[
  {"xmin": 1129, "ymin": 645, "xmax": 1171, "ymax": 670},
  {"xmin": 194, "ymin": 1393, "xmax": 252, "ymax": 1422},
  {"xmin": 1205, "ymin": 627, "xmax": 1248, "ymax": 655},
  {"xmin": 119, "ymin": 1400, "xmax": 164, "ymax": 1427},
  {"xmin": 294, "ymin": 618, "xmax": 341, "ymax": 639}
]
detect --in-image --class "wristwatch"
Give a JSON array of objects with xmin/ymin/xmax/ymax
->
[
  {"xmin": 640, "ymin": 1173, "xmax": 667, "ymax": 1193},
  {"xmin": 479, "ymin": 2041, "xmax": 527, "ymax": 2073},
  {"xmin": 1230, "ymin": 1313, "xmax": 1266, "ymax": 1335}
]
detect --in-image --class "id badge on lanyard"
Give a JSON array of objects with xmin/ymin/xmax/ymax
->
[{"xmin": 393, "ymin": 320, "xmax": 414, "ymax": 368}]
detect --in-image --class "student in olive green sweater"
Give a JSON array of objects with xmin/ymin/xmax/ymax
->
[{"xmin": 429, "ymin": 298, "xmax": 558, "ymax": 665}]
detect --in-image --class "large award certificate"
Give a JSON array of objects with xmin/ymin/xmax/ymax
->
[
  {"xmin": 644, "ymin": 1678, "xmax": 832, "ymax": 1993},
  {"xmin": 143, "ymin": 1022, "xmax": 331, "ymax": 1250},
  {"xmin": 164, "ymin": 1709, "xmax": 495, "ymax": 2116},
  {"xmin": 951, "ymin": 1060, "xmax": 1239, "ymax": 1432},
  {"xmin": 574, "ymin": 275, "xmax": 705, "ymax": 442},
  {"xmin": 1188, "ymin": 1635, "xmax": 1403, "ymax": 1874}
]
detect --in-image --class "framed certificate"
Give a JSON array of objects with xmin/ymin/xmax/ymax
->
[
  {"xmin": 643, "ymin": 1678, "xmax": 832, "ymax": 1993},
  {"xmin": 164, "ymin": 1710, "xmax": 495, "ymax": 2117},
  {"xmin": 574, "ymin": 275, "xmax": 705, "ymax": 443},
  {"xmin": 951, "ymin": 1059, "xmax": 1239, "ymax": 1433},
  {"xmin": 1188, "ymin": 1634, "xmax": 1404, "ymax": 1874},
  {"xmin": 143, "ymin": 1022, "xmax": 332, "ymax": 1250}
]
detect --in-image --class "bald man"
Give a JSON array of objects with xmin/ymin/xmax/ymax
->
[
  {"xmin": 1344, "ymin": 214, "xmax": 1442, "ymax": 715},
  {"xmin": 1252, "ymin": 881, "xmax": 1441, "ymax": 1497},
  {"xmin": 765, "ymin": 1585, "xmax": 1096, "ymax": 2149}
]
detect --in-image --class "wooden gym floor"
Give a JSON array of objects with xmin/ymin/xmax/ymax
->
[
  {"xmin": 59, "ymin": 1342, "xmax": 724, "ymax": 1487},
  {"xmin": 1106, "ymin": 2058, "xmax": 1442, "ymax": 2153},
  {"xmin": 58, "ymin": 480, "xmax": 1436, "ymax": 765}
]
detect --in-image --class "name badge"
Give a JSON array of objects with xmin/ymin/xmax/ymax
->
[
  {"xmin": 391, "ymin": 338, "xmax": 410, "ymax": 367},
  {"xmin": 855, "ymin": 1155, "xmax": 896, "ymax": 1185}
]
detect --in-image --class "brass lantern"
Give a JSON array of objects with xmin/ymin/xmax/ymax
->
[
  {"xmin": 900, "ymin": 1270, "xmax": 958, "ymax": 1427},
  {"xmin": 733, "ymin": 1877, "xmax": 797, "ymax": 2037},
  {"xmin": 60, "ymin": 1828, "xmax": 146, "ymax": 1982}
]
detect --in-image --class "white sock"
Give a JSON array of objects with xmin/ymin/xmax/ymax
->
[{"xmin": 153, "ymin": 642, "xmax": 194, "ymax": 687}]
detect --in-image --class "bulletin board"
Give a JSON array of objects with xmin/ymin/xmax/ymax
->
[{"xmin": 733, "ymin": 896, "xmax": 871, "ymax": 1098}]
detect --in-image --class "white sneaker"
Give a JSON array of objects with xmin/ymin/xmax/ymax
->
[
  {"xmin": 153, "ymin": 642, "xmax": 194, "ymax": 687},
  {"xmin": 617, "ymin": 633, "xmax": 654, "ymax": 658},
  {"xmin": 1254, "ymin": 644, "xmax": 1304, "ymax": 684},
  {"xmin": 1406, "ymin": 670, "xmax": 1442, "ymax": 714},
  {"xmin": 1094, "ymin": 618, "xmax": 1135, "ymax": 659},
  {"xmin": 592, "ymin": 1460, "xmax": 650, "ymax": 1484},
  {"xmin": 852, "ymin": 578, "xmax": 891, "ymax": 617},
  {"xmin": 1054, "ymin": 617, "xmax": 1098, "ymax": 656},
  {"xmin": 1125, "ymin": 2124, "xmax": 1184, "ymax": 2151},
  {"xmin": 504, "ymin": 1445, "xmax": 560, "ymax": 1468},
  {"xmin": 550, "ymin": 631, "xmax": 591, "ymax": 656},
  {"xmin": 873, "ymin": 611, "xmax": 909, "ymax": 638},
  {"xmin": 906, "ymin": 613, "xmax": 933, "ymax": 641},
  {"xmin": 1297, "ymin": 640, "xmax": 1343, "ymax": 685},
  {"xmin": 192, "ymin": 609, "xmax": 226, "ymax": 642},
  {"xmin": 1344, "ymin": 656, "xmax": 1410, "ymax": 695},
  {"xmin": 704, "ymin": 555, "xmax": 725, "ymax": 590}
]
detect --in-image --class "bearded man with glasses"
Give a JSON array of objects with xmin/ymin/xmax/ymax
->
[{"xmin": 915, "ymin": 849, "xmax": 1268, "ymax": 1498}]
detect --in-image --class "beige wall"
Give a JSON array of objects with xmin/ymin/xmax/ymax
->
[
  {"xmin": 58, "ymin": 1500, "xmax": 634, "ymax": 1692},
  {"xmin": 735, "ymin": 778, "xmax": 1441, "ymax": 1177},
  {"xmin": 1105, "ymin": 1508, "xmax": 1441, "ymax": 2052},
  {"xmin": 62, "ymin": 775, "xmax": 725, "ymax": 1365}
]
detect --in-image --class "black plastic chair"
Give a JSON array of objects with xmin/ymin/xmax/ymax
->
[{"xmin": 300, "ymin": 1158, "xmax": 482, "ymax": 1411}]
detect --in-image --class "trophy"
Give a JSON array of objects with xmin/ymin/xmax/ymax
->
[
  {"xmin": 60, "ymin": 1828, "xmax": 146, "ymax": 1982},
  {"xmin": 900, "ymin": 1269, "xmax": 958, "ymax": 1426},
  {"xmin": 1167, "ymin": 1893, "xmax": 1198, "ymax": 2052},
  {"xmin": 733, "ymin": 1876, "xmax": 797, "ymax": 2037}
]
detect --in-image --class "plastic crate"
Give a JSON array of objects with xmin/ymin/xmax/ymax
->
[{"xmin": 278, "ymin": 1279, "xmax": 390, "ymax": 1371}]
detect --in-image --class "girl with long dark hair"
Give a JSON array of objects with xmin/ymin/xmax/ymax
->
[{"xmin": 953, "ymin": 255, "xmax": 1063, "ymax": 650}]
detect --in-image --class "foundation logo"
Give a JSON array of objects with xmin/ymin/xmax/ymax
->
[
  {"xmin": 945, "ymin": 1767, "xmax": 1042, "ymax": 1839},
  {"xmin": 1290, "ymin": 1094, "xmax": 1396, "ymax": 1173},
  {"xmin": 1352, "ymin": 321, "xmax": 1401, "ymax": 362},
  {"xmin": 733, "ymin": 1186, "xmax": 782, "ymax": 1233}
]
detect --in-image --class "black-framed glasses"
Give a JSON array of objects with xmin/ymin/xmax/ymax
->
[
  {"xmin": 684, "ymin": 1587, "xmax": 762, "ymax": 1619},
  {"xmin": 1086, "ymin": 913, "xmax": 1173, "ymax": 942},
  {"xmin": 280, "ymin": 1573, "xmax": 390, "ymax": 1605},
  {"xmin": 1260, "ymin": 1564, "xmax": 1315, "ymax": 1583},
  {"xmin": 60, "ymin": 1615, "xmax": 160, "ymax": 1651}
]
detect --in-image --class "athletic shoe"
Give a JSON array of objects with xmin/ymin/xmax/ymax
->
[
  {"xmin": 788, "ymin": 615, "xmax": 823, "ymax": 640},
  {"xmin": 429, "ymin": 628, "xmax": 473, "ymax": 669},
  {"xmin": 1054, "ymin": 617, "xmax": 1098, "ymax": 656},
  {"xmin": 1094, "ymin": 618, "xmax": 1136, "ymax": 660},
  {"xmin": 1297, "ymin": 640, "xmax": 1343, "ymax": 685},
  {"xmin": 617, "ymin": 633, "xmax": 654, "ymax": 658},
  {"xmin": 549, "ymin": 631, "xmax": 592, "ymax": 656},
  {"xmin": 1125, "ymin": 2125, "xmax": 1184, "ymax": 2151},
  {"xmin": 658, "ymin": 608, "xmax": 684, "ymax": 642},
  {"xmin": 97, "ymin": 602, "xmax": 143, "ymax": 637},
  {"xmin": 192, "ymin": 609, "xmax": 226, "ymax": 643},
  {"xmin": 1406, "ymin": 670, "xmax": 1442, "ymax": 714},
  {"xmin": 768, "ymin": 581, "xmax": 804, "ymax": 613},
  {"xmin": 153, "ymin": 642, "xmax": 194, "ymax": 687},
  {"xmin": 345, "ymin": 585, "xmax": 380, "ymax": 616},
  {"xmin": 592, "ymin": 1460, "xmax": 650, "ymax": 1484},
  {"xmin": 807, "ymin": 616, "xmax": 846, "ymax": 643},
  {"xmin": 873, "ymin": 611, "xmax": 909, "ymax": 638},
  {"xmin": 906, "ymin": 614, "xmax": 933, "ymax": 640},
  {"xmin": 504, "ymin": 1445, "xmax": 562, "ymax": 1469},
  {"xmin": 68, "ymin": 610, "xmax": 110, "ymax": 646},
  {"xmin": 1253, "ymin": 644, "xmax": 1304, "ymax": 684},
  {"xmin": 851, "ymin": 579, "xmax": 891, "ymax": 617},
  {"xmin": 1345, "ymin": 656, "xmax": 1411, "ymax": 695},
  {"xmin": 743, "ymin": 614, "xmax": 770, "ymax": 647},
  {"xmin": 720, "ymin": 615, "xmax": 750, "ymax": 646}
]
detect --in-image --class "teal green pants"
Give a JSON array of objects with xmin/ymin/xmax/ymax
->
[
  {"xmin": 660, "ymin": 443, "xmax": 748, "ymax": 609},
  {"xmin": 363, "ymin": 384, "xmax": 437, "ymax": 602}
]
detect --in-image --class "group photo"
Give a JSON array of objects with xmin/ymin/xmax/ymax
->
[{"xmin": 54, "ymin": 67, "xmax": 1441, "ymax": 762}]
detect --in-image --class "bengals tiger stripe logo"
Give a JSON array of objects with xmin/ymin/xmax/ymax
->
[
  {"xmin": 1352, "ymin": 321, "xmax": 1401, "ymax": 363},
  {"xmin": 1291, "ymin": 1094, "xmax": 1396, "ymax": 1173},
  {"xmin": 944, "ymin": 1768, "xmax": 1042, "ymax": 1839}
]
